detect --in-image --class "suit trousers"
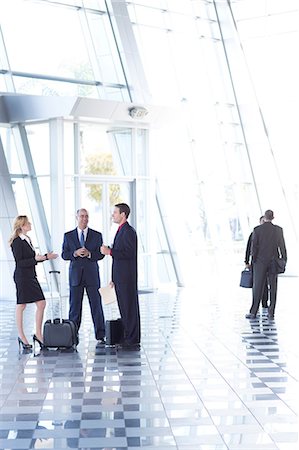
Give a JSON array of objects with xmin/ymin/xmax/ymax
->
[
  {"xmin": 250, "ymin": 261, "xmax": 278, "ymax": 316},
  {"xmin": 252, "ymin": 264, "xmax": 269, "ymax": 307},
  {"xmin": 115, "ymin": 282, "xmax": 140, "ymax": 345},
  {"xmin": 69, "ymin": 283, "xmax": 105, "ymax": 339},
  {"xmin": 261, "ymin": 281, "xmax": 269, "ymax": 308}
]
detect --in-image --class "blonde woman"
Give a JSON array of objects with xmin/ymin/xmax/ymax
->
[{"xmin": 9, "ymin": 215, "xmax": 58, "ymax": 350}]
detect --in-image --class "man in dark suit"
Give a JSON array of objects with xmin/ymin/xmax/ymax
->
[
  {"xmin": 244, "ymin": 216, "xmax": 269, "ymax": 309},
  {"xmin": 62, "ymin": 208, "xmax": 106, "ymax": 344},
  {"xmin": 101, "ymin": 203, "xmax": 140, "ymax": 349},
  {"xmin": 246, "ymin": 209, "xmax": 287, "ymax": 320}
]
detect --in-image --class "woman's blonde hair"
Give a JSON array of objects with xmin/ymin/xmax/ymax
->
[{"xmin": 8, "ymin": 215, "xmax": 29, "ymax": 246}]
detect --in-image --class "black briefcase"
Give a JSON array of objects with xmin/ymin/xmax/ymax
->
[
  {"xmin": 43, "ymin": 271, "xmax": 78, "ymax": 349},
  {"xmin": 240, "ymin": 269, "xmax": 253, "ymax": 288},
  {"xmin": 43, "ymin": 318, "xmax": 78, "ymax": 349},
  {"xmin": 105, "ymin": 319, "xmax": 124, "ymax": 346}
]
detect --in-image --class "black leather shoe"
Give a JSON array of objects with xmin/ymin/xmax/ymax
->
[
  {"xmin": 267, "ymin": 314, "xmax": 274, "ymax": 320},
  {"xmin": 245, "ymin": 313, "xmax": 256, "ymax": 319},
  {"xmin": 119, "ymin": 342, "xmax": 140, "ymax": 350}
]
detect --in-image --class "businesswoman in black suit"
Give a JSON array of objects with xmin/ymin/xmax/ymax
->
[{"xmin": 9, "ymin": 215, "xmax": 58, "ymax": 350}]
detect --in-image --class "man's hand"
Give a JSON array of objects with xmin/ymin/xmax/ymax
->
[
  {"xmin": 74, "ymin": 247, "xmax": 90, "ymax": 258},
  {"xmin": 100, "ymin": 245, "xmax": 110, "ymax": 255}
]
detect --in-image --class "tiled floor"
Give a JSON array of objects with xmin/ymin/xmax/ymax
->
[{"xmin": 0, "ymin": 272, "xmax": 298, "ymax": 449}]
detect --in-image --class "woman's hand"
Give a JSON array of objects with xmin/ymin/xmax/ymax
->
[
  {"xmin": 46, "ymin": 251, "xmax": 59, "ymax": 260},
  {"xmin": 35, "ymin": 252, "xmax": 58, "ymax": 262},
  {"xmin": 35, "ymin": 254, "xmax": 46, "ymax": 262}
]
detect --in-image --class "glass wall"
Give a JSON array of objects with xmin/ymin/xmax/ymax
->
[
  {"xmin": 230, "ymin": 0, "xmax": 299, "ymax": 240},
  {"xmin": 1, "ymin": 0, "xmax": 298, "ymax": 294},
  {"xmin": 126, "ymin": 0, "xmax": 298, "ymax": 279}
]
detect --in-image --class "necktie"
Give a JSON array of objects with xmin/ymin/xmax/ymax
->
[{"xmin": 80, "ymin": 230, "xmax": 85, "ymax": 247}]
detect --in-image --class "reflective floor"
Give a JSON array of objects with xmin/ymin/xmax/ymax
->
[{"xmin": 0, "ymin": 273, "xmax": 298, "ymax": 449}]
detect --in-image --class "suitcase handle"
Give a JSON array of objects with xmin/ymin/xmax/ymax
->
[{"xmin": 49, "ymin": 270, "xmax": 63, "ymax": 323}]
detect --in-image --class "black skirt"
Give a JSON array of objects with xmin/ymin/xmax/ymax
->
[{"xmin": 15, "ymin": 277, "xmax": 45, "ymax": 304}]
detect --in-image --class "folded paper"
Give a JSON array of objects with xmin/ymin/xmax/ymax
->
[{"xmin": 99, "ymin": 285, "xmax": 117, "ymax": 305}]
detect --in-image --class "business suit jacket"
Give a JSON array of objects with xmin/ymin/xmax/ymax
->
[
  {"xmin": 250, "ymin": 221, "xmax": 287, "ymax": 317},
  {"xmin": 62, "ymin": 228, "xmax": 104, "ymax": 287},
  {"xmin": 11, "ymin": 236, "xmax": 45, "ymax": 304},
  {"xmin": 252, "ymin": 222, "xmax": 287, "ymax": 265},
  {"xmin": 112, "ymin": 222, "xmax": 140, "ymax": 345},
  {"xmin": 112, "ymin": 223, "xmax": 138, "ymax": 287},
  {"xmin": 12, "ymin": 236, "xmax": 38, "ymax": 280}
]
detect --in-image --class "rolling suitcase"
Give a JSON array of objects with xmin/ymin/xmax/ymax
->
[
  {"xmin": 105, "ymin": 318, "xmax": 124, "ymax": 346},
  {"xmin": 43, "ymin": 270, "xmax": 78, "ymax": 349}
]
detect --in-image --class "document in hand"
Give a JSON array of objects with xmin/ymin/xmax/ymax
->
[{"xmin": 99, "ymin": 285, "xmax": 117, "ymax": 305}]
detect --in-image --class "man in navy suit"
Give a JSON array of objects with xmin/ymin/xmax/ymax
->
[
  {"xmin": 246, "ymin": 209, "xmax": 287, "ymax": 320},
  {"xmin": 101, "ymin": 203, "xmax": 140, "ymax": 348},
  {"xmin": 62, "ymin": 208, "xmax": 106, "ymax": 343}
]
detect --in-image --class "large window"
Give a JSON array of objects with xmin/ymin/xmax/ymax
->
[
  {"xmin": 126, "ymin": 0, "xmax": 298, "ymax": 278},
  {"xmin": 0, "ymin": 0, "xmax": 129, "ymax": 100}
]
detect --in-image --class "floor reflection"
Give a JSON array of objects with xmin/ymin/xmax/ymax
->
[{"xmin": 0, "ymin": 273, "xmax": 298, "ymax": 449}]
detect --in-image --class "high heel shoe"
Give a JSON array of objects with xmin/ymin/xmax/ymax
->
[
  {"xmin": 33, "ymin": 334, "xmax": 44, "ymax": 349},
  {"xmin": 18, "ymin": 337, "xmax": 32, "ymax": 350}
]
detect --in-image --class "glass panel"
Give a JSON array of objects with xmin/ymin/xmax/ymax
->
[
  {"xmin": 0, "ymin": 0, "xmax": 129, "ymax": 100},
  {"xmin": 0, "ymin": 75, "xmax": 6, "ymax": 91},
  {"xmin": 0, "ymin": 129, "xmax": 20, "ymax": 173},
  {"xmin": 10, "ymin": 177, "xmax": 47, "ymax": 288},
  {"xmin": 0, "ymin": 1, "xmax": 93, "ymax": 79},
  {"xmin": 48, "ymin": 0, "xmax": 106, "ymax": 7},
  {"xmin": 24, "ymin": 124, "xmax": 51, "ymax": 225},
  {"xmin": 26, "ymin": 124, "xmax": 50, "ymax": 176},
  {"xmin": 136, "ymin": 129, "xmax": 147, "ymax": 176},
  {"xmin": 229, "ymin": 0, "xmax": 299, "ymax": 272},
  {"xmin": 136, "ymin": 179, "xmax": 150, "ymax": 287},
  {"xmin": 80, "ymin": 182, "xmax": 105, "ymax": 232},
  {"xmin": 128, "ymin": 0, "xmax": 168, "ymax": 9},
  {"xmin": 168, "ymin": 11, "xmax": 197, "ymax": 33},
  {"xmin": 108, "ymin": 129, "xmax": 133, "ymax": 176},
  {"xmin": 13, "ymin": 76, "xmax": 100, "ymax": 98},
  {"xmin": 64, "ymin": 175, "xmax": 76, "ymax": 232},
  {"xmin": 79, "ymin": 124, "xmax": 131, "ymax": 176},
  {"xmin": 64, "ymin": 123, "xmax": 75, "ymax": 176},
  {"xmin": 85, "ymin": 11, "xmax": 127, "ymax": 86},
  {"xmin": 80, "ymin": 181, "xmax": 130, "ymax": 234},
  {"xmin": 127, "ymin": 4, "xmax": 167, "ymax": 28}
]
